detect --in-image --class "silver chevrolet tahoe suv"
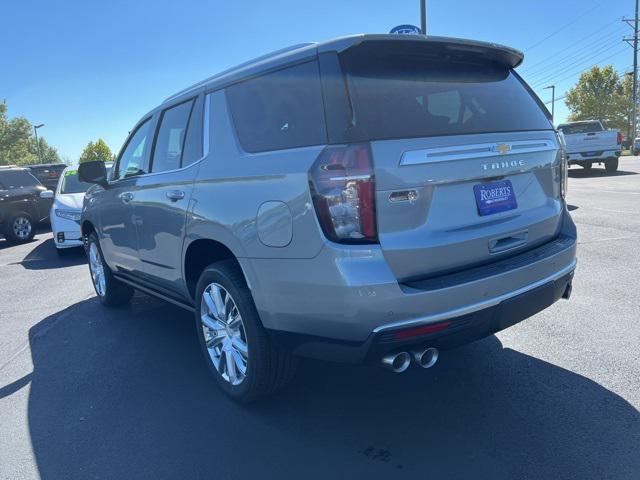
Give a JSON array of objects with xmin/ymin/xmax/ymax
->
[{"xmin": 79, "ymin": 35, "xmax": 577, "ymax": 402}]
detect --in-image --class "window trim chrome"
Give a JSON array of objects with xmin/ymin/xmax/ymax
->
[{"xmin": 109, "ymin": 93, "xmax": 211, "ymax": 182}]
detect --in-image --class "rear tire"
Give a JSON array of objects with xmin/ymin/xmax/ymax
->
[
  {"xmin": 605, "ymin": 157, "xmax": 619, "ymax": 173},
  {"xmin": 195, "ymin": 260, "xmax": 296, "ymax": 402},
  {"xmin": 3, "ymin": 213, "xmax": 35, "ymax": 244},
  {"xmin": 86, "ymin": 233, "xmax": 134, "ymax": 306}
]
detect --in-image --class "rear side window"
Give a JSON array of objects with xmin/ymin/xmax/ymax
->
[
  {"xmin": 226, "ymin": 61, "xmax": 327, "ymax": 153},
  {"xmin": 182, "ymin": 95, "xmax": 204, "ymax": 166},
  {"xmin": 151, "ymin": 99, "xmax": 195, "ymax": 173},
  {"xmin": 322, "ymin": 46, "xmax": 552, "ymax": 143},
  {"xmin": 0, "ymin": 170, "xmax": 39, "ymax": 189}
]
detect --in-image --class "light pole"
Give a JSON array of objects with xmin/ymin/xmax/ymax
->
[
  {"xmin": 420, "ymin": 0, "xmax": 427, "ymax": 35},
  {"xmin": 544, "ymin": 85, "xmax": 555, "ymax": 123},
  {"xmin": 32, "ymin": 123, "xmax": 44, "ymax": 164}
]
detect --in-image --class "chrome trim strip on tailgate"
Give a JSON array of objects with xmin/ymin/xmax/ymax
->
[
  {"xmin": 372, "ymin": 259, "xmax": 576, "ymax": 333},
  {"xmin": 400, "ymin": 139, "xmax": 558, "ymax": 166}
]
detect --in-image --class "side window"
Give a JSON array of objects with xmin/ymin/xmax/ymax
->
[
  {"xmin": 226, "ymin": 61, "xmax": 327, "ymax": 153},
  {"xmin": 182, "ymin": 96, "xmax": 204, "ymax": 167},
  {"xmin": 151, "ymin": 100, "xmax": 194, "ymax": 173},
  {"xmin": 115, "ymin": 118, "xmax": 153, "ymax": 180}
]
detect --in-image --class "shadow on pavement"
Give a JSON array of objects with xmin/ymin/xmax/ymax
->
[
  {"xmin": 568, "ymin": 167, "xmax": 637, "ymax": 179},
  {"xmin": 17, "ymin": 238, "xmax": 85, "ymax": 270},
  {"xmin": 19, "ymin": 295, "xmax": 640, "ymax": 479}
]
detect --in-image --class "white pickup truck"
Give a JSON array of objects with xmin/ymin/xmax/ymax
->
[{"xmin": 557, "ymin": 120, "xmax": 622, "ymax": 172}]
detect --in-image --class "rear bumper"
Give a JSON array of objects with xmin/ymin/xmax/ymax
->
[
  {"xmin": 244, "ymin": 210, "xmax": 577, "ymax": 358},
  {"xmin": 567, "ymin": 149, "xmax": 621, "ymax": 163},
  {"xmin": 268, "ymin": 266, "xmax": 574, "ymax": 363}
]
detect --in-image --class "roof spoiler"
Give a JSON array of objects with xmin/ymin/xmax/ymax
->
[{"xmin": 319, "ymin": 34, "xmax": 524, "ymax": 69}]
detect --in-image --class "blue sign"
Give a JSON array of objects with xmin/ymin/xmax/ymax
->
[
  {"xmin": 473, "ymin": 180, "xmax": 518, "ymax": 216},
  {"xmin": 390, "ymin": 24, "xmax": 422, "ymax": 35}
]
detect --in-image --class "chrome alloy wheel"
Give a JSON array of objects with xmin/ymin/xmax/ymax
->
[
  {"xmin": 13, "ymin": 216, "xmax": 32, "ymax": 240},
  {"xmin": 88, "ymin": 242, "xmax": 106, "ymax": 297},
  {"xmin": 200, "ymin": 283, "xmax": 248, "ymax": 386}
]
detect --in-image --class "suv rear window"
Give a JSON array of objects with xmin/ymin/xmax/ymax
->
[
  {"xmin": 322, "ymin": 45, "xmax": 552, "ymax": 143},
  {"xmin": 226, "ymin": 61, "xmax": 327, "ymax": 153},
  {"xmin": 0, "ymin": 170, "xmax": 39, "ymax": 189}
]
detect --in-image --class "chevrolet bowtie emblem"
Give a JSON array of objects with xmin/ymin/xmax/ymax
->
[{"xmin": 493, "ymin": 143, "xmax": 512, "ymax": 154}]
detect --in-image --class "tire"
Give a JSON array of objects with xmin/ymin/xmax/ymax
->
[
  {"xmin": 195, "ymin": 260, "xmax": 296, "ymax": 402},
  {"xmin": 605, "ymin": 157, "xmax": 619, "ymax": 173},
  {"xmin": 86, "ymin": 232, "xmax": 134, "ymax": 306},
  {"xmin": 3, "ymin": 212, "xmax": 35, "ymax": 244},
  {"xmin": 581, "ymin": 161, "xmax": 592, "ymax": 171}
]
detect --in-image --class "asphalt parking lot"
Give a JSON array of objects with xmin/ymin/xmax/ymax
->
[{"xmin": 1, "ymin": 158, "xmax": 639, "ymax": 480}]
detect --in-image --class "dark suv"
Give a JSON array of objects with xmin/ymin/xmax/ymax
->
[{"xmin": 0, "ymin": 167, "xmax": 53, "ymax": 244}]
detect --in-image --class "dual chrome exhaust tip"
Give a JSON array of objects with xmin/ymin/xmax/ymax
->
[{"xmin": 381, "ymin": 347, "xmax": 439, "ymax": 373}]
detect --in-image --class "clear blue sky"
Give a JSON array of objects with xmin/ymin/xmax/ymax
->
[{"xmin": 1, "ymin": 0, "xmax": 633, "ymax": 161}]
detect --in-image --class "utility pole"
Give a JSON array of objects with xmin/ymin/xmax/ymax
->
[
  {"xmin": 32, "ymin": 123, "xmax": 44, "ymax": 165},
  {"xmin": 420, "ymin": 0, "xmax": 427, "ymax": 35},
  {"xmin": 544, "ymin": 85, "xmax": 556, "ymax": 122},
  {"xmin": 624, "ymin": 1, "xmax": 639, "ymax": 141}
]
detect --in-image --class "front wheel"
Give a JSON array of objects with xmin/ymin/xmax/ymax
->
[
  {"xmin": 605, "ymin": 157, "xmax": 619, "ymax": 173},
  {"xmin": 86, "ymin": 233, "xmax": 134, "ymax": 306},
  {"xmin": 4, "ymin": 213, "xmax": 35, "ymax": 244},
  {"xmin": 195, "ymin": 260, "xmax": 296, "ymax": 402}
]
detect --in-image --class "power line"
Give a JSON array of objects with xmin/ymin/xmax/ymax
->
[
  {"xmin": 531, "ymin": 47, "xmax": 629, "ymax": 89},
  {"xmin": 525, "ymin": 36, "xmax": 626, "ymax": 85},
  {"xmin": 521, "ymin": 23, "xmax": 626, "ymax": 76},
  {"xmin": 544, "ymin": 94, "xmax": 567, "ymax": 105},
  {"xmin": 524, "ymin": 0, "xmax": 611, "ymax": 51}
]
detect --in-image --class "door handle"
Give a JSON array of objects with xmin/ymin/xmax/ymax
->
[
  {"xmin": 489, "ymin": 230, "xmax": 528, "ymax": 254},
  {"xmin": 166, "ymin": 190, "xmax": 185, "ymax": 202},
  {"xmin": 119, "ymin": 192, "xmax": 134, "ymax": 203}
]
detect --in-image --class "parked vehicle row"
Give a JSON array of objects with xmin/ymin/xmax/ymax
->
[{"xmin": 77, "ymin": 34, "xmax": 577, "ymax": 402}]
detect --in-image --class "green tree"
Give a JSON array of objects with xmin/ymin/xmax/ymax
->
[
  {"xmin": 0, "ymin": 100, "xmax": 62, "ymax": 165},
  {"xmin": 79, "ymin": 139, "xmax": 113, "ymax": 163},
  {"xmin": 565, "ymin": 65, "xmax": 630, "ymax": 133},
  {"xmin": 0, "ymin": 101, "xmax": 36, "ymax": 165},
  {"xmin": 31, "ymin": 136, "xmax": 62, "ymax": 164}
]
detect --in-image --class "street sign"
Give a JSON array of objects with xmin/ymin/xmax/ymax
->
[{"xmin": 389, "ymin": 24, "xmax": 422, "ymax": 35}]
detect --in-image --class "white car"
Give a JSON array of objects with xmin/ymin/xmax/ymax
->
[{"xmin": 50, "ymin": 163, "xmax": 112, "ymax": 253}]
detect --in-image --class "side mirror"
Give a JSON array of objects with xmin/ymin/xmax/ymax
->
[
  {"xmin": 78, "ymin": 161, "xmax": 108, "ymax": 189},
  {"xmin": 40, "ymin": 190, "xmax": 54, "ymax": 199}
]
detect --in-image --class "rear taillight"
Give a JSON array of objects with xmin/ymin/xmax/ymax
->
[
  {"xmin": 556, "ymin": 131, "xmax": 568, "ymax": 199},
  {"xmin": 309, "ymin": 144, "xmax": 378, "ymax": 244},
  {"xmin": 617, "ymin": 131, "xmax": 623, "ymax": 145}
]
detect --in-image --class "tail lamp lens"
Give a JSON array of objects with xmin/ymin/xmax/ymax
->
[
  {"xmin": 556, "ymin": 131, "xmax": 568, "ymax": 199},
  {"xmin": 309, "ymin": 144, "xmax": 378, "ymax": 243}
]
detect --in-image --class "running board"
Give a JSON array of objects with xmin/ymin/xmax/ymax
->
[{"xmin": 113, "ymin": 274, "xmax": 195, "ymax": 312}]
